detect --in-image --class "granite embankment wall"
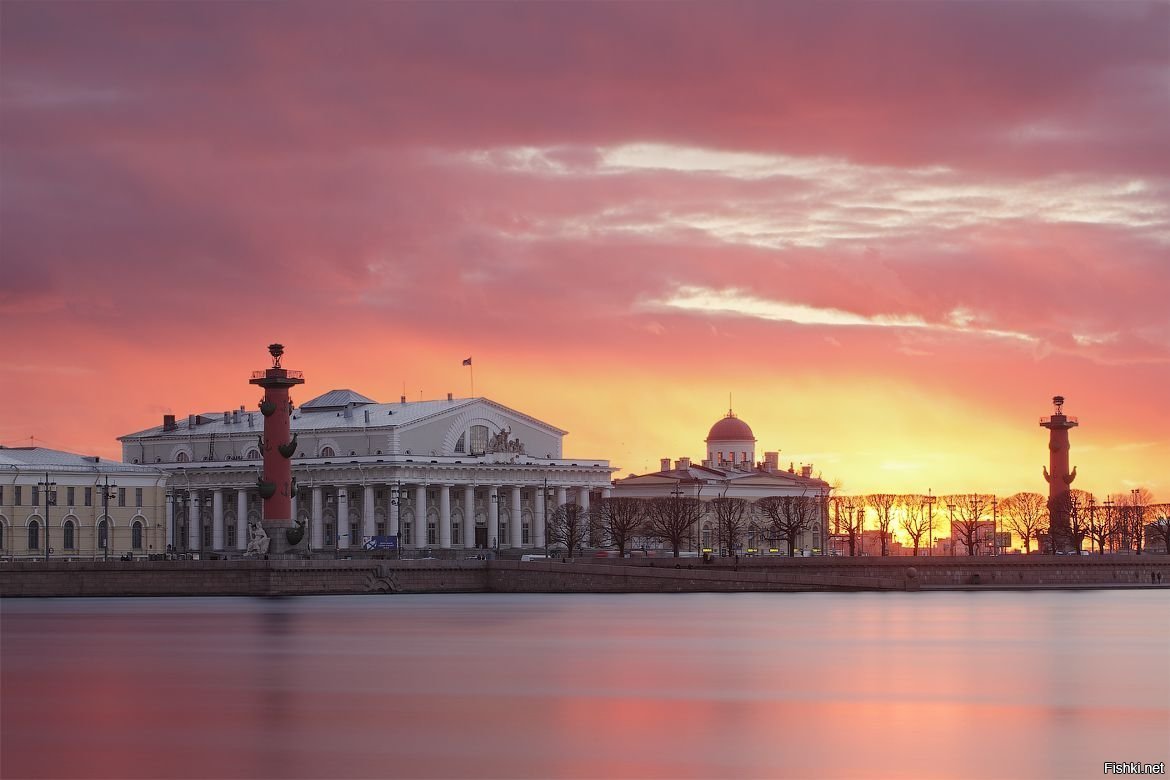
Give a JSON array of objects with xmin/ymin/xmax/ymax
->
[{"xmin": 0, "ymin": 556, "xmax": 1167, "ymax": 597}]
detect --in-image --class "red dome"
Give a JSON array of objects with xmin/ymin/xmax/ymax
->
[{"xmin": 706, "ymin": 414, "xmax": 755, "ymax": 442}]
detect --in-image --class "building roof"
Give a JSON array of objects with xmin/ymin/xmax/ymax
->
[
  {"xmin": 0, "ymin": 447, "xmax": 163, "ymax": 475},
  {"xmin": 119, "ymin": 394, "xmax": 569, "ymax": 439},
  {"xmin": 619, "ymin": 463, "xmax": 828, "ymax": 489},
  {"xmin": 299, "ymin": 389, "xmax": 377, "ymax": 410},
  {"xmin": 706, "ymin": 412, "xmax": 755, "ymax": 442}
]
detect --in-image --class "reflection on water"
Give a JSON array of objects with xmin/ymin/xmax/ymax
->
[{"xmin": 3, "ymin": 592, "xmax": 1168, "ymax": 779}]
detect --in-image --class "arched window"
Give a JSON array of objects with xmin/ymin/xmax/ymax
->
[
  {"xmin": 28, "ymin": 520, "xmax": 40, "ymax": 550},
  {"xmin": 454, "ymin": 433, "xmax": 466, "ymax": 453},
  {"xmin": 132, "ymin": 521, "xmax": 143, "ymax": 550},
  {"xmin": 244, "ymin": 448, "xmax": 260, "ymax": 460},
  {"xmin": 320, "ymin": 446, "xmax": 335, "ymax": 458},
  {"xmin": 63, "ymin": 520, "xmax": 76, "ymax": 550},
  {"xmin": 98, "ymin": 520, "xmax": 109, "ymax": 549},
  {"xmin": 470, "ymin": 425, "xmax": 488, "ymax": 456},
  {"xmin": 176, "ymin": 452, "xmax": 190, "ymax": 463}
]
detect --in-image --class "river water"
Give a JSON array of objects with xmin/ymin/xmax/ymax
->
[{"xmin": 2, "ymin": 592, "xmax": 1167, "ymax": 779}]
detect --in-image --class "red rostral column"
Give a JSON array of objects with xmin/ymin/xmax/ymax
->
[
  {"xmin": 1040, "ymin": 395, "xmax": 1079, "ymax": 554},
  {"xmin": 250, "ymin": 343, "xmax": 305, "ymax": 554}
]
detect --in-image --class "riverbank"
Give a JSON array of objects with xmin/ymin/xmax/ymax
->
[{"xmin": 1, "ymin": 555, "xmax": 1167, "ymax": 597}]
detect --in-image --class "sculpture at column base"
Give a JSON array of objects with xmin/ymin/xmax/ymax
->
[
  {"xmin": 245, "ymin": 517, "xmax": 271, "ymax": 557},
  {"xmin": 257, "ymin": 520, "xmax": 310, "ymax": 558}
]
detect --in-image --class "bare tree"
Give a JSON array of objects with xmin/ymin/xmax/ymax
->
[
  {"xmin": 546, "ymin": 502, "xmax": 590, "ymax": 559},
  {"xmin": 1126, "ymin": 488, "xmax": 1155, "ymax": 554},
  {"xmin": 710, "ymin": 496, "xmax": 748, "ymax": 557},
  {"xmin": 866, "ymin": 494, "xmax": 898, "ymax": 556},
  {"xmin": 646, "ymin": 495, "xmax": 703, "ymax": 557},
  {"xmin": 950, "ymin": 494, "xmax": 993, "ymax": 556},
  {"xmin": 899, "ymin": 494, "xmax": 933, "ymax": 556},
  {"xmin": 830, "ymin": 495, "xmax": 865, "ymax": 557},
  {"xmin": 591, "ymin": 497, "xmax": 649, "ymax": 558},
  {"xmin": 758, "ymin": 494, "xmax": 818, "ymax": 557},
  {"xmin": 1000, "ymin": 492, "xmax": 1048, "ymax": 554},
  {"xmin": 1149, "ymin": 503, "xmax": 1170, "ymax": 554}
]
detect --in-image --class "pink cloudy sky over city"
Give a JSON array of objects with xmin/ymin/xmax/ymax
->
[{"xmin": 1, "ymin": 1, "xmax": 1167, "ymax": 498}]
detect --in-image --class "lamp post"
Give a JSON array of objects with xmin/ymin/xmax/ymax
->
[
  {"xmin": 1131, "ymin": 488, "xmax": 1141, "ymax": 554},
  {"xmin": 491, "ymin": 490, "xmax": 498, "ymax": 554},
  {"xmin": 37, "ymin": 473, "xmax": 57, "ymax": 562},
  {"xmin": 391, "ymin": 480, "xmax": 402, "ymax": 559},
  {"xmin": 543, "ymin": 477, "xmax": 552, "ymax": 558},
  {"xmin": 1103, "ymin": 498, "xmax": 1115, "ymax": 553},
  {"xmin": 991, "ymin": 495, "xmax": 998, "ymax": 557},
  {"xmin": 99, "ymin": 476, "xmax": 118, "ymax": 562},
  {"xmin": 925, "ymin": 489, "xmax": 936, "ymax": 557},
  {"xmin": 947, "ymin": 502, "xmax": 956, "ymax": 556}
]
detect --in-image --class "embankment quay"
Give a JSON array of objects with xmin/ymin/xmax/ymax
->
[{"xmin": 1, "ymin": 555, "xmax": 1167, "ymax": 597}]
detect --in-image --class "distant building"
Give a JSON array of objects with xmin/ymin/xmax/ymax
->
[
  {"xmin": 118, "ymin": 390, "xmax": 612, "ymax": 555},
  {"xmin": 613, "ymin": 409, "xmax": 831, "ymax": 555},
  {"xmin": 0, "ymin": 447, "xmax": 167, "ymax": 558}
]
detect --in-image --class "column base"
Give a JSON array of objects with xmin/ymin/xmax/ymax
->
[{"xmin": 258, "ymin": 520, "xmax": 310, "ymax": 559}]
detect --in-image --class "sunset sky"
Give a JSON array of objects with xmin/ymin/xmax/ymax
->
[{"xmin": 2, "ymin": 1, "xmax": 1167, "ymax": 500}]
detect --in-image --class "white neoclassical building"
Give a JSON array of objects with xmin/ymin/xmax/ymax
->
[
  {"xmin": 0, "ymin": 447, "xmax": 167, "ymax": 559},
  {"xmin": 118, "ymin": 390, "xmax": 614, "ymax": 555},
  {"xmin": 613, "ymin": 410, "xmax": 831, "ymax": 555}
]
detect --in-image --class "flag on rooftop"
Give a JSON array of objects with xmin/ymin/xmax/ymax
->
[{"xmin": 462, "ymin": 357, "xmax": 472, "ymax": 366}]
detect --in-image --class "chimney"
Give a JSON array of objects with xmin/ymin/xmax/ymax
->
[
  {"xmin": 801, "ymin": 464, "xmax": 812, "ymax": 478},
  {"xmin": 248, "ymin": 413, "xmax": 255, "ymax": 428},
  {"xmin": 223, "ymin": 411, "xmax": 231, "ymax": 424},
  {"xmin": 163, "ymin": 414, "xmax": 176, "ymax": 432},
  {"xmin": 660, "ymin": 458, "xmax": 671, "ymax": 472},
  {"xmin": 702, "ymin": 459, "xmax": 712, "ymax": 468},
  {"xmin": 232, "ymin": 410, "xmax": 239, "ymax": 424},
  {"xmin": 400, "ymin": 395, "xmax": 407, "ymax": 404},
  {"xmin": 765, "ymin": 451, "xmax": 779, "ymax": 472},
  {"xmin": 679, "ymin": 457, "xmax": 692, "ymax": 469},
  {"xmin": 188, "ymin": 414, "xmax": 196, "ymax": 427},
  {"xmin": 239, "ymin": 405, "xmax": 245, "ymax": 413},
  {"xmin": 447, "ymin": 392, "xmax": 453, "ymax": 401}
]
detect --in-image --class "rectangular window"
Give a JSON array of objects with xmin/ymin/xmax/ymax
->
[
  {"xmin": 67, "ymin": 487, "xmax": 76, "ymax": 506},
  {"xmin": 470, "ymin": 425, "xmax": 488, "ymax": 456},
  {"xmin": 14, "ymin": 486, "xmax": 20, "ymax": 506},
  {"xmin": 31, "ymin": 486, "xmax": 39, "ymax": 507},
  {"xmin": 85, "ymin": 487, "xmax": 93, "ymax": 507},
  {"xmin": 0, "ymin": 486, "xmax": 3, "ymax": 505},
  {"xmin": 118, "ymin": 488, "xmax": 127, "ymax": 508},
  {"xmin": 135, "ymin": 488, "xmax": 143, "ymax": 508},
  {"xmin": 427, "ymin": 522, "xmax": 437, "ymax": 545}
]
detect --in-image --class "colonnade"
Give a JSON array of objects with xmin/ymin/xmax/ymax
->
[{"xmin": 170, "ymin": 483, "xmax": 611, "ymax": 553}]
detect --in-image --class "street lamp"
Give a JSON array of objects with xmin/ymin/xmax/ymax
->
[
  {"xmin": 991, "ymin": 495, "xmax": 999, "ymax": 557},
  {"xmin": 1103, "ymin": 498, "xmax": 1115, "ymax": 553},
  {"xmin": 947, "ymin": 502, "xmax": 956, "ymax": 556},
  {"xmin": 925, "ymin": 489, "xmax": 937, "ymax": 557},
  {"xmin": 391, "ymin": 480, "xmax": 402, "ymax": 558},
  {"xmin": 99, "ymin": 476, "xmax": 118, "ymax": 562},
  {"xmin": 37, "ymin": 473, "xmax": 57, "ymax": 562}
]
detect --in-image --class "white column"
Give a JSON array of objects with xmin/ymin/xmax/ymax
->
[
  {"xmin": 291, "ymin": 490, "xmax": 298, "ymax": 525},
  {"xmin": 534, "ymin": 487, "xmax": 546, "ymax": 549},
  {"xmin": 578, "ymin": 486, "xmax": 590, "ymax": 514},
  {"xmin": 363, "ymin": 485, "xmax": 376, "ymax": 543},
  {"xmin": 165, "ymin": 498, "xmax": 174, "ymax": 548},
  {"xmin": 556, "ymin": 486, "xmax": 567, "ymax": 510},
  {"xmin": 463, "ymin": 485, "xmax": 476, "ymax": 548},
  {"xmin": 602, "ymin": 487, "xmax": 612, "ymax": 499},
  {"xmin": 439, "ymin": 485, "xmax": 451, "ymax": 548},
  {"xmin": 236, "ymin": 489, "xmax": 247, "ymax": 551},
  {"xmin": 414, "ymin": 485, "xmax": 427, "ymax": 548},
  {"xmin": 311, "ymin": 487, "xmax": 323, "ymax": 550},
  {"xmin": 337, "ymin": 488, "xmax": 350, "ymax": 549},
  {"xmin": 187, "ymin": 493, "xmax": 200, "ymax": 550},
  {"xmin": 510, "ymin": 486, "xmax": 522, "ymax": 548},
  {"xmin": 389, "ymin": 484, "xmax": 400, "ymax": 538},
  {"xmin": 488, "ymin": 486, "xmax": 500, "ymax": 550},
  {"xmin": 212, "ymin": 489, "xmax": 224, "ymax": 550}
]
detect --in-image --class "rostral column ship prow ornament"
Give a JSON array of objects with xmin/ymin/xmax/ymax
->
[
  {"xmin": 1040, "ymin": 395, "xmax": 1079, "ymax": 554},
  {"xmin": 249, "ymin": 343, "xmax": 306, "ymax": 556}
]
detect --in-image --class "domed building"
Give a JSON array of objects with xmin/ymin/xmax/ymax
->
[{"xmin": 613, "ymin": 408, "xmax": 831, "ymax": 556}]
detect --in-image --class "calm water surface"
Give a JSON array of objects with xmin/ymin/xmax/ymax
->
[{"xmin": 3, "ymin": 592, "xmax": 1168, "ymax": 779}]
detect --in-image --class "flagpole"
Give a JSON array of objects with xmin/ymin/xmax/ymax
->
[{"xmin": 471, "ymin": 362, "xmax": 475, "ymax": 398}]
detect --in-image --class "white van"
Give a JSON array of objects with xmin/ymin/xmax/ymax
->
[{"xmin": 520, "ymin": 554, "xmax": 549, "ymax": 562}]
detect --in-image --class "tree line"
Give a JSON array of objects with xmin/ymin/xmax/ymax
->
[
  {"xmin": 545, "ymin": 494, "xmax": 824, "ymax": 558},
  {"xmin": 829, "ymin": 490, "xmax": 1170, "ymax": 557}
]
